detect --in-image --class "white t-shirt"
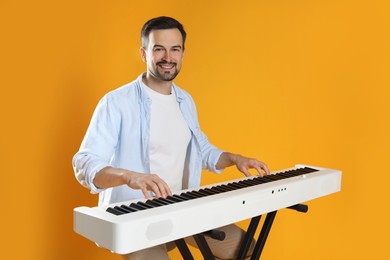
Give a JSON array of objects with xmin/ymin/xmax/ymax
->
[{"xmin": 142, "ymin": 83, "xmax": 191, "ymax": 192}]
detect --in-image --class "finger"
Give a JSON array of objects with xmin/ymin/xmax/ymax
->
[
  {"xmin": 254, "ymin": 165, "xmax": 265, "ymax": 177},
  {"xmin": 141, "ymin": 186, "xmax": 152, "ymax": 200},
  {"xmin": 156, "ymin": 181, "xmax": 172, "ymax": 198},
  {"xmin": 241, "ymin": 168, "xmax": 251, "ymax": 177},
  {"xmin": 261, "ymin": 163, "xmax": 270, "ymax": 175},
  {"xmin": 147, "ymin": 180, "xmax": 162, "ymax": 198},
  {"xmin": 149, "ymin": 176, "xmax": 171, "ymax": 198}
]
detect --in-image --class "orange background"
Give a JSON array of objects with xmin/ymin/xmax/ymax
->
[{"xmin": 1, "ymin": 0, "xmax": 389, "ymax": 259}]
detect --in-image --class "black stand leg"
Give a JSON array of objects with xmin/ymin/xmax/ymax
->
[
  {"xmin": 250, "ymin": 211, "xmax": 277, "ymax": 260},
  {"xmin": 193, "ymin": 233, "xmax": 215, "ymax": 260},
  {"xmin": 237, "ymin": 215, "xmax": 262, "ymax": 260},
  {"xmin": 175, "ymin": 238, "xmax": 194, "ymax": 260},
  {"xmin": 176, "ymin": 204, "xmax": 308, "ymax": 260}
]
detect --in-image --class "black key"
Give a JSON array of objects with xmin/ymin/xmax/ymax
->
[
  {"xmin": 237, "ymin": 180, "xmax": 254, "ymax": 187},
  {"xmin": 259, "ymin": 176, "xmax": 273, "ymax": 183},
  {"xmin": 211, "ymin": 186, "xmax": 229, "ymax": 193},
  {"xmin": 268, "ymin": 174, "xmax": 286, "ymax": 180},
  {"xmin": 166, "ymin": 195, "xmax": 184, "ymax": 202},
  {"xmin": 250, "ymin": 177, "xmax": 267, "ymax": 184},
  {"xmin": 137, "ymin": 202, "xmax": 154, "ymax": 208},
  {"xmin": 239, "ymin": 179, "xmax": 258, "ymax": 186},
  {"xmin": 227, "ymin": 183, "xmax": 245, "ymax": 189},
  {"xmin": 286, "ymin": 169, "xmax": 303, "ymax": 176},
  {"xmin": 129, "ymin": 203, "xmax": 147, "ymax": 211},
  {"xmin": 275, "ymin": 172, "xmax": 294, "ymax": 178},
  {"xmin": 291, "ymin": 169, "xmax": 307, "ymax": 175},
  {"xmin": 173, "ymin": 194, "xmax": 190, "ymax": 201},
  {"xmin": 120, "ymin": 205, "xmax": 137, "ymax": 213},
  {"xmin": 152, "ymin": 198, "xmax": 170, "ymax": 205},
  {"xmin": 181, "ymin": 192, "xmax": 197, "ymax": 200},
  {"xmin": 114, "ymin": 206, "xmax": 132, "ymax": 213},
  {"xmin": 159, "ymin": 197, "xmax": 175, "ymax": 204},
  {"xmin": 197, "ymin": 189, "xmax": 214, "ymax": 196},
  {"xmin": 204, "ymin": 188, "xmax": 220, "ymax": 194},
  {"xmin": 203, "ymin": 188, "xmax": 221, "ymax": 195},
  {"xmin": 220, "ymin": 184, "xmax": 236, "ymax": 191},
  {"xmin": 301, "ymin": 167, "xmax": 317, "ymax": 173},
  {"xmin": 106, "ymin": 207, "xmax": 124, "ymax": 215},
  {"xmin": 189, "ymin": 190, "xmax": 206, "ymax": 197},
  {"xmin": 145, "ymin": 200, "xmax": 164, "ymax": 207}
]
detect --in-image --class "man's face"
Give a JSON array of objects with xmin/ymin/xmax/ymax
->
[{"xmin": 141, "ymin": 29, "xmax": 184, "ymax": 82}]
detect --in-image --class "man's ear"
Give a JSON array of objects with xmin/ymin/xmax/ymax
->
[{"xmin": 140, "ymin": 47, "xmax": 147, "ymax": 62}]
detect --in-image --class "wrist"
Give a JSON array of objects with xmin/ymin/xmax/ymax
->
[
  {"xmin": 120, "ymin": 170, "xmax": 132, "ymax": 185},
  {"xmin": 230, "ymin": 153, "xmax": 242, "ymax": 164}
]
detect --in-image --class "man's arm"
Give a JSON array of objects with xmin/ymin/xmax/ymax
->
[
  {"xmin": 94, "ymin": 167, "xmax": 172, "ymax": 199},
  {"xmin": 216, "ymin": 152, "xmax": 270, "ymax": 177}
]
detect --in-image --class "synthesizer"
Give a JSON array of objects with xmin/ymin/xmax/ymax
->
[{"xmin": 74, "ymin": 164, "xmax": 342, "ymax": 254}]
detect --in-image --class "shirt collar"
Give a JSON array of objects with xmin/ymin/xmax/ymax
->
[{"xmin": 136, "ymin": 72, "xmax": 186, "ymax": 103}]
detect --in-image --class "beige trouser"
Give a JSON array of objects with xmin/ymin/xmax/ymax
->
[{"xmin": 122, "ymin": 224, "xmax": 255, "ymax": 260}]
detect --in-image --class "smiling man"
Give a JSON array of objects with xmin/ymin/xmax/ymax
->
[{"xmin": 73, "ymin": 16, "xmax": 269, "ymax": 260}]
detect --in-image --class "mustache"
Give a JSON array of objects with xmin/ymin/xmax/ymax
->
[{"xmin": 156, "ymin": 61, "xmax": 177, "ymax": 66}]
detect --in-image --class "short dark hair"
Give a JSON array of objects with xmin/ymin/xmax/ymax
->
[{"xmin": 141, "ymin": 16, "xmax": 187, "ymax": 49}]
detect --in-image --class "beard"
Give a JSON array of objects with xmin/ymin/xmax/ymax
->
[{"xmin": 150, "ymin": 61, "xmax": 180, "ymax": 82}]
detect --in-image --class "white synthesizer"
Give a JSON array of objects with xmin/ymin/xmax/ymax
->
[{"xmin": 74, "ymin": 164, "xmax": 342, "ymax": 254}]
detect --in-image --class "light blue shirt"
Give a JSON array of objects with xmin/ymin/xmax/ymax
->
[{"xmin": 72, "ymin": 73, "xmax": 224, "ymax": 206}]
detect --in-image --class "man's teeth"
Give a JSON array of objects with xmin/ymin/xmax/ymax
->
[{"xmin": 160, "ymin": 64, "xmax": 174, "ymax": 69}]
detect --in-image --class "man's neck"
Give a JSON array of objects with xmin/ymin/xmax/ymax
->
[{"xmin": 143, "ymin": 73, "xmax": 172, "ymax": 95}]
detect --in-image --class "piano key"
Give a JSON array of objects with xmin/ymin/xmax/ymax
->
[
  {"xmin": 239, "ymin": 179, "xmax": 258, "ymax": 186},
  {"xmin": 227, "ymin": 183, "xmax": 245, "ymax": 189},
  {"xmin": 145, "ymin": 199, "xmax": 164, "ymax": 207},
  {"xmin": 190, "ymin": 190, "xmax": 207, "ymax": 197},
  {"xmin": 261, "ymin": 176, "xmax": 278, "ymax": 182},
  {"xmin": 181, "ymin": 192, "xmax": 198, "ymax": 200},
  {"xmin": 203, "ymin": 188, "xmax": 220, "ymax": 195},
  {"xmin": 220, "ymin": 184, "xmax": 237, "ymax": 191},
  {"xmin": 291, "ymin": 169, "xmax": 309, "ymax": 175},
  {"xmin": 136, "ymin": 202, "xmax": 154, "ymax": 209},
  {"xmin": 211, "ymin": 186, "xmax": 229, "ymax": 193},
  {"xmin": 120, "ymin": 205, "xmax": 137, "ymax": 212},
  {"xmin": 275, "ymin": 172, "xmax": 295, "ymax": 178},
  {"xmin": 152, "ymin": 198, "xmax": 170, "ymax": 205},
  {"xmin": 114, "ymin": 206, "xmax": 132, "ymax": 214},
  {"xmin": 197, "ymin": 189, "xmax": 215, "ymax": 196},
  {"xmin": 106, "ymin": 207, "xmax": 125, "ymax": 215},
  {"xmin": 166, "ymin": 195, "xmax": 184, "ymax": 202},
  {"xmin": 247, "ymin": 178, "xmax": 266, "ymax": 184},
  {"xmin": 159, "ymin": 197, "xmax": 176, "ymax": 204},
  {"xmin": 237, "ymin": 180, "xmax": 256, "ymax": 187},
  {"xmin": 173, "ymin": 194, "xmax": 190, "ymax": 201},
  {"xmin": 283, "ymin": 170, "xmax": 302, "ymax": 176},
  {"xmin": 266, "ymin": 174, "xmax": 286, "ymax": 180},
  {"xmin": 301, "ymin": 167, "xmax": 317, "ymax": 173},
  {"xmin": 128, "ymin": 203, "xmax": 147, "ymax": 211}
]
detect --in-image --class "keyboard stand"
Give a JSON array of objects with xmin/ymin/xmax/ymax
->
[{"xmin": 174, "ymin": 204, "xmax": 308, "ymax": 260}]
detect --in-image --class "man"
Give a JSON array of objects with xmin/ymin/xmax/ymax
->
[{"xmin": 73, "ymin": 16, "xmax": 269, "ymax": 260}]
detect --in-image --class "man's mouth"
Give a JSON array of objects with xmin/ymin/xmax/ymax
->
[{"xmin": 158, "ymin": 63, "xmax": 176, "ymax": 69}]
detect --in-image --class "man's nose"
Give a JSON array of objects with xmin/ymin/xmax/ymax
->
[{"xmin": 162, "ymin": 51, "xmax": 173, "ymax": 62}]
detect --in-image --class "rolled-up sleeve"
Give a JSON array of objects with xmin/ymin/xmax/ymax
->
[{"xmin": 72, "ymin": 93, "xmax": 121, "ymax": 193}]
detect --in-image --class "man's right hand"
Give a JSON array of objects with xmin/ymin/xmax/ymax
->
[
  {"xmin": 125, "ymin": 171, "xmax": 172, "ymax": 200},
  {"xmin": 93, "ymin": 167, "xmax": 172, "ymax": 200}
]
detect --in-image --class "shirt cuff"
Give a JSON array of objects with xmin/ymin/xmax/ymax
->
[
  {"xmin": 210, "ymin": 149, "xmax": 225, "ymax": 174},
  {"xmin": 87, "ymin": 164, "xmax": 110, "ymax": 194}
]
